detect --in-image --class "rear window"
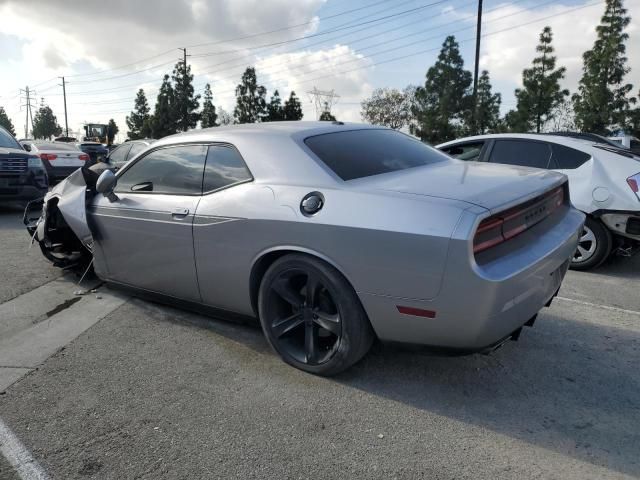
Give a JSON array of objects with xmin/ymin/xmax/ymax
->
[{"xmin": 304, "ymin": 129, "xmax": 447, "ymax": 181}]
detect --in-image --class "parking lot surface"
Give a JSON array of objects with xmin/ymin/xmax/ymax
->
[{"xmin": 0, "ymin": 206, "xmax": 639, "ymax": 479}]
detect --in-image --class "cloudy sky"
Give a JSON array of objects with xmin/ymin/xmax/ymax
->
[{"xmin": 0, "ymin": 0, "xmax": 638, "ymax": 140}]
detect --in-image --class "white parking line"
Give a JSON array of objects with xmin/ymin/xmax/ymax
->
[
  {"xmin": 0, "ymin": 417, "xmax": 49, "ymax": 480},
  {"xmin": 556, "ymin": 296, "xmax": 640, "ymax": 317}
]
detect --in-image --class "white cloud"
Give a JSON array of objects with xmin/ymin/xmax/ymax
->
[{"xmin": 254, "ymin": 45, "xmax": 374, "ymax": 121}]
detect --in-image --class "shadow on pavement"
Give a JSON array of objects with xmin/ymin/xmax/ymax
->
[{"xmin": 158, "ymin": 298, "xmax": 639, "ymax": 477}]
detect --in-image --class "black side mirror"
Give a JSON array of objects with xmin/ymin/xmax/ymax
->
[{"xmin": 23, "ymin": 144, "xmax": 31, "ymax": 152}]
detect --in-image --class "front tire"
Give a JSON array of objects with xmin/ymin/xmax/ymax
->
[
  {"xmin": 258, "ymin": 254, "xmax": 374, "ymax": 376},
  {"xmin": 570, "ymin": 217, "xmax": 612, "ymax": 271}
]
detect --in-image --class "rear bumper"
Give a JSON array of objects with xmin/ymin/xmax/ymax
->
[
  {"xmin": 359, "ymin": 207, "xmax": 585, "ymax": 349},
  {"xmin": 599, "ymin": 212, "xmax": 640, "ymax": 241},
  {"xmin": 49, "ymin": 166, "xmax": 82, "ymax": 180}
]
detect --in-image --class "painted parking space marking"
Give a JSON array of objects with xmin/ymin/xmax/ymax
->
[
  {"xmin": 0, "ymin": 417, "xmax": 49, "ymax": 480},
  {"xmin": 556, "ymin": 296, "xmax": 640, "ymax": 317}
]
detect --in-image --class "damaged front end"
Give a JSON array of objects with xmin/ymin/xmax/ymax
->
[{"xmin": 24, "ymin": 168, "xmax": 99, "ymax": 269}]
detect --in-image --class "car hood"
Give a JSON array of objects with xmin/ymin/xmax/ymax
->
[
  {"xmin": 0, "ymin": 147, "xmax": 30, "ymax": 156},
  {"xmin": 355, "ymin": 160, "xmax": 567, "ymax": 214}
]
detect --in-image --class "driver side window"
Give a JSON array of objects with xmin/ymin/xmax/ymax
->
[{"xmin": 115, "ymin": 145, "xmax": 207, "ymax": 195}]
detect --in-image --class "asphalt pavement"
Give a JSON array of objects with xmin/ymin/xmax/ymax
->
[{"xmin": 0, "ymin": 206, "xmax": 638, "ymax": 479}]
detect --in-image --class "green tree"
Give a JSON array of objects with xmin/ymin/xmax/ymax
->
[
  {"xmin": 172, "ymin": 60, "xmax": 200, "ymax": 131},
  {"xmin": 200, "ymin": 83, "xmax": 218, "ymax": 128},
  {"xmin": 319, "ymin": 110, "xmax": 336, "ymax": 121},
  {"xmin": 0, "ymin": 107, "xmax": 16, "ymax": 136},
  {"xmin": 283, "ymin": 91, "xmax": 304, "ymax": 120},
  {"xmin": 472, "ymin": 70, "xmax": 502, "ymax": 134},
  {"xmin": 412, "ymin": 36, "xmax": 472, "ymax": 143},
  {"xmin": 507, "ymin": 27, "xmax": 568, "ymax": 133},
  {"xmin": 266, "ymin": 90, "xmax": 285, "ymax": 121},
  {"xmin": 573, "ymin": 0, "xmax": 634, "ymax": 134},
  {"xmin": 126, "ymin": 89, "xmax": 151, "ymax": 140},
  {"xmin": 234, "ymin": 67, "xmax": 267, "ymax": 123},
  {"xmin": 32, "ymin": 105, "xmax": 62, "ymax": 140},
  {"xmin": 361, "ymin": 87, "xmax": 411, "ymax": 130},
  {"xmin": 151, "ymin": 75, "xmax": 178, "ymax": 139},
  {"xmin": 107, "ymin": 118, "xmax": 119, "ymax": 145}
]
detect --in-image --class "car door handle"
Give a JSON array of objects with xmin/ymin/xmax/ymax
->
[{"xmin": 171, "ymin": 207, "xmax": 189, "ymax": 218}]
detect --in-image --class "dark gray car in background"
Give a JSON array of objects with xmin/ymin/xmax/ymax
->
[{"xmin": 106, "ymin": 139, "xmax": 156, "ymax": 170}]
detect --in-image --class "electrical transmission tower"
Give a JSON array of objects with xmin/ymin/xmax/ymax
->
[
  {"xmin": 307, "ymin": 87, "xmax": 340, "ymax": 120},
  {"xmin": 19, "ymin": 86, "xmax": 36, "ymax": 138}
]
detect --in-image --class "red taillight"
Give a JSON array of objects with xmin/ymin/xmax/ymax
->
[
  {"xmin": 79, "ymin": 154, "xmax": 89, "ymax": 161},
  {"xmin": 473, "ymin": 186, "xmax": 565, "ymax": 254},
  {"xmin": 40, "ymin": 153, "xmax": 57, "ymax": 161},
  {"xmin": 627, "ymin": 174, "xmax": 639, "ymax": 193}
]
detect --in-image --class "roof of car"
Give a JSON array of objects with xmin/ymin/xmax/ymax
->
[
  {"xmin": 437, "ymin": 133, "xmax": 595, "ymax": 150},
  {"xmin": 153, "ymin": 121, "xmax": 382, "ymax": 147}
]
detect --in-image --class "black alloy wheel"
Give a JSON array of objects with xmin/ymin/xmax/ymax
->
[{"xmin": 258, "ymin": 254, "xmax": 374, "ymax": 375}]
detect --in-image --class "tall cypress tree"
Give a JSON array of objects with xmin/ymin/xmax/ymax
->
[
  {"xmin": 233, "ymin": 67, "xmax": 267, "ymax": 124},
  {"xmin": 126, "ymin": 89, "xmax": 151, "ymax": 140},
  {"xmin": 573, "ymin": 0, "xmax": 633, "ymax": 134},
  {"xmin": 411, "ymin": 36, "xmax": 472, "ymax": 144},
  {"xmin": 473, "ymin": 70, "xmax": 502, "ymax": 134},
  {"xmin": 151, "ymin": 75, "xmax": 178, "ymax": 139},
  {"xmin": 507, "ymin": 27, "xmax": 568, "ymax": 133},
  {"xmin": 0, "ymin": 107, "xmax": 16, "ymax": 136},
  {"xmin": 200, "ymin": 83, "xmax": 218, "ymax": 128},
  {"xmin": 266, "ymin": 90, "xmax": 285, "ymax": 121},
  {"xmin": 283, "ymin": 91, "xmax": 303, "ymax": 120},
  {"xmin": 172, "ymin": 60, "xmax": 200, "ymax": 131}
]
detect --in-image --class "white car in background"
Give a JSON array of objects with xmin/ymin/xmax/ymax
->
[
  {"xmin": 437, "ymin": 134, "xmax": 640, "ymax": 270},
  {"xmin": 20, "ymin": 141, "xmax": 89, "ymax": 183}
]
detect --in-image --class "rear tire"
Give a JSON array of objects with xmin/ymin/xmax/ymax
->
[
  {"xmin": 570, "ymin": 217, "xmax": 612, "ymax": 271},
  {"xmin": 258, "ymin": 254, "xmax": 374, "ymax": 376}
]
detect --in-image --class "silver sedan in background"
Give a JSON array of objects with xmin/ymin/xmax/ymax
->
[{"xmin": 27, "ymin": 122, "xmax": 584, "ymax": 375}]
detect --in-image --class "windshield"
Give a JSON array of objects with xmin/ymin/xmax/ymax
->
[
  {"xmin": 304, "ymin": 129, "xmax": 448, "ymax": 181},
  {"xmin": 0, "ymin": 127, "xmax": 21, "ymax": 150}
]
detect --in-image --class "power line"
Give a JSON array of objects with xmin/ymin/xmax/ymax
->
[
  {"xmin": 58, "ymin": 0, "xmax": 410, "ymax": 81},
  {"xmin": 21, "ymin": 1, "xmax": 604, "ymax": 119}
]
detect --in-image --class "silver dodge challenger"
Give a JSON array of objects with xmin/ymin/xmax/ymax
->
[{"xmin": 25, "ymin": 122, "xmax": 585, "ymax": 375}]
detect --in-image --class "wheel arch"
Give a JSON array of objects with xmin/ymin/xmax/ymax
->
[{"xmin": 248, "ymin": 246, "xmax": 358, "ymax": 318}]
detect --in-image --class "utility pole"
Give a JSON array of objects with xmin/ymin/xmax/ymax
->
[
  {"xmin": 471, "ymin": 0, "xmax": 483, "ymax": 134},
  {"xmin": 20, "ymin": 86, "xmax": 35, "ymax": 138},
  {"xmin": 59, "ymin": 76, "xmax": 69, "ymax": 137}
]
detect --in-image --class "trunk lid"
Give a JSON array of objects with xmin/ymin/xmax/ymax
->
[{"xmin": 355, "ymin": 160, "xmax": 567, "ymax": 213}]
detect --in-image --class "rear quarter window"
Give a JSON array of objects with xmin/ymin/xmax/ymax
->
[
  {"xmin": 549, "ymin": 144, "xmax": 591, "ymax": 169},
  {"xmin": 304, "ymin": 129, "xmax": 448, "ymax": 181}
]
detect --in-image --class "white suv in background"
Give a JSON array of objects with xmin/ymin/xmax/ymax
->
[{"xmin": 437, "ymin": 134, "xmax": 640, "ymax": 270}]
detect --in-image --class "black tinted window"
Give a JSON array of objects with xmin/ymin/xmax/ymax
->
[
  {"xmin": 304, "ymin": 129, "xmax": 447, "ymax": 181},
  {"xmin": 108, "ymin": 144, "xmax": 131, "ymax": 166},
  {"xmin": 489, "ymin": 140, "xmax": 551, "ymax": 169},
  {"xmin": 550, "ymin": 144, "xmax": 591, "ymax": 169},
  {"xmin": 0, "ymin": 127, "xmax": 20, "ymax": 149},
  {"xmin": 441, "ymin": 142, "xmax": 484, "ymax": 161},
  {"xmin": 128, "ymin": 142, "xmax": 147, "ymax": 160},
  {"xmin": 116, "ymin": 145, "xmax": 207, "ymax": 194},
  {"xmin": 203, "ymin": 145, "xmax": 252, "ymax": 192}
]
